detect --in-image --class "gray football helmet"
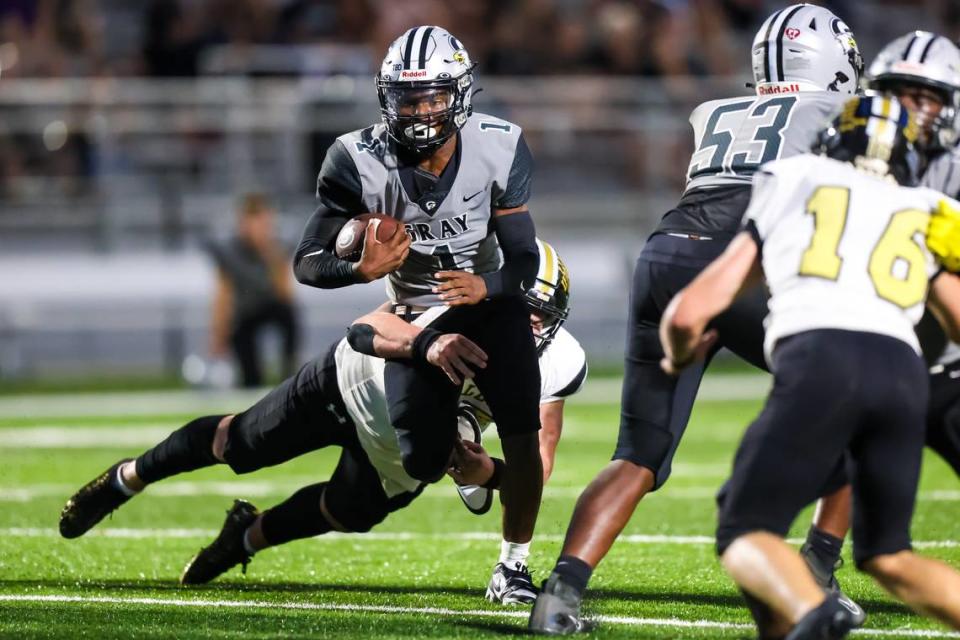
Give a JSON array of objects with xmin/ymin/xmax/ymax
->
[
  {"xmin": 867, "ymin": 31, "xmax": 960, "ymax": 150},
  {"xmin": 376, "ymin": 26, "xmax": 475, "ymax": 153},
  {"xmin": 751, "ymin": 4, "xmax": 862, "ymax": 96}
]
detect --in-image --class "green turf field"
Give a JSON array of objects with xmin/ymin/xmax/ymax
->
[{"xmin": 1, "ymin": 375, "xmax": 959, "ymax": 639}]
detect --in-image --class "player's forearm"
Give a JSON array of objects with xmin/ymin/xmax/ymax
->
[
  {"xmin": 293, "ymin": 243, "xmax": 364, "ymax": 289},
  {"xmin": 661, "ymin": 232, "xmax": 760, "ymax": 364},
  {"xmin": 481, "ymin": 209, "xmax": 538, "ymax": 297},
  {"xmin": 209, "ymin": 277, "xmax": 233, "ymax": 355},
  {"xmin": 348, "ymin": 312, "xmax": 421, "ymax": 359},
  {"xmin": 293, "ymin": 205, "xmax": 365, "ymax": 289}
]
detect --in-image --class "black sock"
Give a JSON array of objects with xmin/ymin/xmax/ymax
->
[
  {"xmin": 553, "ymin": 555, "xmax": 593, "ymax": 597},
  {"xmin": 259, "ymin": 483, "xmax": 333, "ymax": 546},
  {"xmin": 804, "ymin": 525, "xmax": 843, "ymax": 572},
  {"xmin": 134, "ymin": 415, "xmax": 224, "ymax": 484}
]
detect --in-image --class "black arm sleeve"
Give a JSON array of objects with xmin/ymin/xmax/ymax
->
[
  {"xmin": 293, "ymin": 205, "xmax": 365, "ymax": 288},
  {"xmin": 494, "ymin": 133, "xmax": 533, "ymax": 209},
  {"xmin": 481, "ymin": 211, "xmax": 538, "ymax": 298},
  {"xmin": 294, "ymin": 140, "xmax": 368, "ymax": 289},
  {"xmin": 316, "ymin": 140, "xmax": 364, "ymax": 213}
]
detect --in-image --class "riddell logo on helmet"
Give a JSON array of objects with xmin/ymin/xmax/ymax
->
[
  {"xmin": 401, "ymin": 70, "xmax": 428, "ymax": 79},
  {"xmin": 759, "ymin": 83, "xmax": 800, "ymax": 95}
]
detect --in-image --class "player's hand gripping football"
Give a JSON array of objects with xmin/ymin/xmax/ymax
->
[
  {"xmin": 426, "ymin": 333, "xmax": 488, "ymax": 385},
  {"xmin": 356, "ymin": 219, "xmax": 411, "ymax": 282},
  {"xmin": 447, "ymin": 439, "xmax": 495, "ymax": 486},
  {"xmin": 928, "ymin": 198, "xmax": 960, "ymax": 273},
  {"xmin": 433, "ymin": 271, "xmax": 487, "ymax": 306}
]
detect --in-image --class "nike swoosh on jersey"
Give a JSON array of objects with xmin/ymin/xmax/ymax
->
[
  {"xmin": 302, "ymin": 250, "xmax": 325, "ymax": 257},
  {"xmin": 463, "ymin": 191, "xmax": 483, "ymax": 202}
]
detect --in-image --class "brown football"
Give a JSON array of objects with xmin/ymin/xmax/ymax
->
[{"xmin": 334, "ymin": 213, "xmax": 403, "ymax": 262}]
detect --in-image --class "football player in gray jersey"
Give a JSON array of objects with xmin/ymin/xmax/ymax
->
[
  {"xmin": 292, "ymin": 26, "xmax": 546, "ymax": 597},
  {"xmin": 59, "ymin": 243, "xmax": 586, "ymax": 603},
  {"xmin": 531, "ymin": 4, "xmax": 866, "ymax": 634}
]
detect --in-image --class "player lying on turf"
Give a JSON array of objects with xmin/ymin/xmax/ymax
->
[
  {"xmin": 661, "ymin": 95, "xmax": 960, "ymax": 639},
  {"xmin": 59, "ymin": 240, "xmax": 586, "ymax": 606}
]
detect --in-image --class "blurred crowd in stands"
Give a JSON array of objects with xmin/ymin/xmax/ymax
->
[
  {"xmin": 0, "ymin": 0, "xmax": 952, "ymax": 80},
  {"xmin": 0, "ymin": 0, "xmax": 953, "ymax": 204}
]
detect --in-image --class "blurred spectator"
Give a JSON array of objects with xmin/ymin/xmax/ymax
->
[
  {"xmin": 208, "ymin": 193, "xmax": 300, "ymax": 388},
  {"xmin": 142, "ymin": 0, "xmax": 207, "ymax": 76}
]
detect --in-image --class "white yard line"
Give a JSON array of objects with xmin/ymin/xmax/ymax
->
[
  {"xmin": 2, "ymin": 527, "xmax": 958, "ymax": 550},
  {"xmin": 4, "ymin": 481, "xmax": 958, "ymax": 502},
  {"xmin": 0, "ymin": 593, "xmax": 954, "ymax": 638},
  {"xmin": 0, "ymin": 373, "xmax": 771, "ymax": 420}
]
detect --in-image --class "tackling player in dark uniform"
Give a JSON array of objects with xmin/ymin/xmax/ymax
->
[
  {"xmin": 293, "ymin": 26, "xmax": 545, "ymax": 576},
  {"xmin": 58, "ymin": 243, "xmax": 585, "ymax": 604},
  {"xmin": 530, "ymin": 4, "xmax": 865, "ymax": 633}
]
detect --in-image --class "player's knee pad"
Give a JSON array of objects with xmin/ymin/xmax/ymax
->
[
  {"xmin": 394, "ymin": 424, "xmax": 454, "ymax": 483},
  {"xmin": 399, "ymin": 447, "xmax": 451, "ymax": 483},
  {"xmin": 260, "ymin": 483, "xmax": 333, "ymax": 546},
  {"xmin": 328, "ymin": 500, "xmax": 389, "ymax": 534}
]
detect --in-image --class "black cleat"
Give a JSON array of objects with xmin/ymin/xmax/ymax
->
[
  {"xmin": 59, "ymin": 459, "xmax": 135, "ymax": 539},
  {"xmin": 800, "ymin": 544, "xmax": 866, "ymax": 628},
  {"xmin": 180, "ymin": 500, "xmax": 259, "ymax": 585}
]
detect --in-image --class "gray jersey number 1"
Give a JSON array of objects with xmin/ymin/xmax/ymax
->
[{"xmin": 689, "ymin": 96, "xmax": 797, "ymax": 181}]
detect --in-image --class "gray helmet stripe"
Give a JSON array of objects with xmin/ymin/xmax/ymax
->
[
  {"xmin": 402, "ymin": 27, "xmax": 420, "ymax": 69},
  {"xmin": 919, "ymin": 35, "xmax": 941, "ymax": 63},
  {"xmin": 775, "ymin": 5, "xmax": 806, "ymax": 82},
  {"xmin": 761, "ymin": 8, "xmax": 784, "ymax": 83},
  {"xmin": 417, "ymin": 26, "xmax": 434, "ymax": 70}
]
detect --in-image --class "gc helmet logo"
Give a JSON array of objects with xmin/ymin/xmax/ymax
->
[{"xmin": 452, "ymin": 51, "xmax": 467, "ymax": 65}]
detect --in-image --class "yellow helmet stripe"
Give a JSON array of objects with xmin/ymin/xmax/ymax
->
[{"xmin": 535, "ymin": 239, "xmax": 558, "ymax": 295}]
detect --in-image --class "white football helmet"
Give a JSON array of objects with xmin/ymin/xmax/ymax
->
[
  {"xmin": 867, "ymin": 31, "xmax": 960, "ymax": 150},
  {"xmin": 376, "ymin": 26, "xmax": 475, "ymax": 153},
  {"xmin": 751, "ymin": 4, "xmax": 862, "ymax": 96}
]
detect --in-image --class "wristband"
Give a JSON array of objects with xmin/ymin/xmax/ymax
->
[
  {"xmin": 346, "ymin": 323, "xmax": 377, "ymax": 356},
  {"xmin": 411, "ymin": 327, "xmax": 443, "ymax": 363},
  {"xmin": 481, "ymin": 457, "xmax": 506, "ymax": 490}
]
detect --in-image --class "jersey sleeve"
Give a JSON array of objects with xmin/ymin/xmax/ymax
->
[
  {"xmin": 742, "ymin": 160, "xmax": 798, "ymax": 241},
  {"xmin": 493, "ymin": 133, "xmax": 534, "ymax": 209},
  {"xmin": 923, "ymin": 149, "xmax": 960, "ymax": 199},
  {"xmin": 539, "ymin": 329, "xmax": 588, "ymax": 404},
  {"xmin": 316, "ymin": 139, "xmax": 365, "ymax": 214}
]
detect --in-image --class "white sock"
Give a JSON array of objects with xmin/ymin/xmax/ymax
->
[
  {"xmin": 113, "ymin": 463, "xmax": 139, "ymax": 497},
  {"xmin": 499, "ymin": 539, "xmax": 530, "ymax": 569},
  {"xmin": 242, "ymin": 527, "xmax": 258, "ymax": 556}
]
